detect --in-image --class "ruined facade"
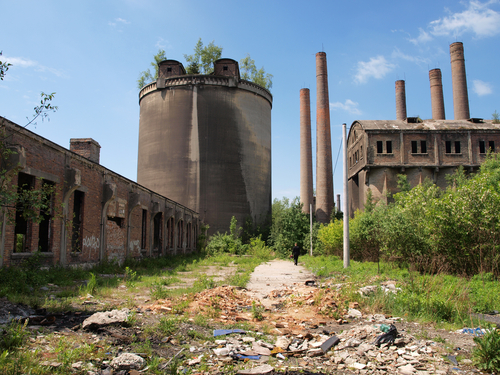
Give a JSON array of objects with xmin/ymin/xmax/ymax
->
[
  {"xmin": 137, "ymin": 59, "xmax": 272, "ymax": 235},
  {"xmin": 347, "ymin": 118, "xmax": 500, "ymax": 212},
  {"xmin": 0, "ymin": 117, "xmax": 199, "ymax": 268},
  {"xmin": 347, "ymin": 42, "xmax": 499, "ymax": 213}
]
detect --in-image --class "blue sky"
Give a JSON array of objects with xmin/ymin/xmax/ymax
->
[{"xmin": 1, "ymin": 0, "xmax": 499, "ymax": 206}]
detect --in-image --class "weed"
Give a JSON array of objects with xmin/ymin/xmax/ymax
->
[
  {"xmin": 434, "ymin": 335, "xmax": 446, "ymax": 344},
  {"xmin": 0, "ymin": 319, "xmax": 29, "ymax": 351},
  {"xmin": 251, "ymin": 301, "xmax": 264, "ymax": 321},
  {"xmin": 80, "ymin": 273, "xmax": 97, "ymax": 296},
  {"xmin": 473, "ymin": 329, "xmax": 500, "ymax": 372},
  {"xmin": 158, "ymin": 317, "xmax": 178, "ymax": 336},
  {"xmin": 124, "ymin": 266, "xmax": 140, "ymax": 287},
  {"xmin": 126, "ymin": 310, "xmax": 138, "ymax": 326},
  {"xmin": 193, "ymin": 274, "xmax": 216, "ymax": 290},
  {"xmin": 150, "ymin": 282, "xmax": 170, "ymax": 300}
]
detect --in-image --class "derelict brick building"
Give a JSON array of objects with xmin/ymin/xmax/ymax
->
[
  {"xmin": 137, "ymin": 59, "xmax": 272, "ymax": 235},
  {"xmin": 347, "ymin": 42, "xmax": 500, "ymax": 213},
  {"xmin": 0, "ymin": 117, "xmax": 199, "ymax": 268}
]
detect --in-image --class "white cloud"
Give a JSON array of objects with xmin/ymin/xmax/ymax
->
[
  {"xmin": 409, "ymin": 28, "xmax": 433, "ymax": 45},
  {"xmin": 430, "ymin": 1, "xmax": 500, "ymax": 38},
  {"xmin": 354, "ymin": 56, "xmax": 395, "ymax": 84},
  {"xmin": 473, "ymin": 79, "xmax": 493, "ymax": 95},
  {"xmin": 155, "ymin": 37, "xmax": 172, "ymax": 50},
  {"xmin": 330, "ymin": 99, "xmax": 361, "ymax": 115},
  {"xmin": 109, "ymin": 18, "xmax": 130, "ymax": 27},
  {"xmin": 391, "ymin": 48, "xmax": 430, "ymax": 65},
  {"xmin": 2, "ymin": 55, "xmax": 66, "ymax": 78}
]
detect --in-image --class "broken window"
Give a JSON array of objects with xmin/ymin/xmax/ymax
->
[
  {"xmin": 71, "ymin": 190, "xmax": 84, "ymax": 252},
  {"xmin": 489, "ymin": 141, "xmax": 495, "ymax": 152},
  {"xmin": 386, "ymin": 141, "xmax": 393, "ymax": 154},
  {"xmin": 479, "ymin": 140, "xmax": 486, "ymax": 154},
  {"xmin": 177, "ymin": 220, "xmax": 183, "ymax": 249},
  {"xmin": 38, "ymin": 180, "xmax": 55, "ymax": 252},
  {"xmin": 141, "ymin": 209, "xmax": 147, "ymax": 250},
  {"xmin": 377, "ymin": 141, "xmax": 383, "ymax": 154},
  {"xmin": 455, "ymin": 141, "xmax": 461, "ymax": 154},
  {"xmin": 153, "ymin": 213, "xmax": 162, "ymax": 250},
  {"xmin": 421, "ymin": 140, "xmax": 427, "ymax": 154},
  {"xmin": 14, "ymin": 172, "xmax": 35, "ymax": 253},
  {"xmin": 411, "ymin": 141, "xmax": 418, "ymax": 154},
  {"xmin": 445, "ymin": 141, "xmax": 452, "ymax": 154}
]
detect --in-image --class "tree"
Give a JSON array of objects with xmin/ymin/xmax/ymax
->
[
  {"xmin": 184, "ymin": 38, "xmax": 222, "ymax": 75},
  {"xmin": 137, "ymin": 49, "xmax": 167, "ymax": 89},
  {"xmin": 137, "ymin": 40, "xmax": 273, "ymax": 90},
  {"xmin": 0, "ymin": 51, "xmax": 11, "ymax": 81},
  {"xmin": 240, "ymin": 54, "xmax": 273, "ymax": 90},
  {"xmin": 493, "ymin": 110, "xmax": 500, "ymax": 124}
]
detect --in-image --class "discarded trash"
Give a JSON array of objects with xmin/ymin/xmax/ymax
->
[
  {"xmin": 447, "ymin": 355, "xmax": 458, "ymax": 366},
  {"xmin": 379, "ymin": 324, "xmax": 391, "ymax": 333},
  {"xmin": 213, "ymin": 329, "xmax": 246, "ymax": 337},
  {"xmin": 461, "ymin": 327, "xmax": 487, "ymax": 336},
  {"xmin": 320, "ymin": 336, "xmax": 340, "ymax": 353},
  {"xmin": 231, "ymin": 353, "xmax": 261, "ymax": 361},
  {"xmin": 305, "ymin": 280, "xmax": 315, "ymax": 286},
  {"xmin": 373, "ymin": 324, "xmax": 398, "ymax": 346},
  {"xmin": 276, "ymin": 353, "xmax": 286, "ymax": 360}
]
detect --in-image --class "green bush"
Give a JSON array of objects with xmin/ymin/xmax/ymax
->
[{"xmin": 473, "ymin": 329, "xmax": 500, "ymax": 372}]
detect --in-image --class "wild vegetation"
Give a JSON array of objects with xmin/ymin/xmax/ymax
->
[{"xmin": 137, "ymin": 38, "xmax": 273, "ymax": 90}]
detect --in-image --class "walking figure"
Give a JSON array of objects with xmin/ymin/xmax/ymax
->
[{"xmin": 292, "ymin": 243, "xmax": 300, "ymax": 266}]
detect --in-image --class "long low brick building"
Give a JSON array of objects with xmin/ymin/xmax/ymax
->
[{"xmin": 0, "ymin": 116, "xmax": 200, "ymax": 268}]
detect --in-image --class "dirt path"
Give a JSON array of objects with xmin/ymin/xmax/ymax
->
[{"xmin": 245, "ymin": 259, "xmax": 314, "ymax": 307}]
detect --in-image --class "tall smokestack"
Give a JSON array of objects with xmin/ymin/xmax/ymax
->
[
  {"xmin": 450, "ymin": 42, "xmax": 470, "ymax": 120},
  {"xmin": 429, "ymin": 69, "xmax": 445, "ymax": 120},
  {"xmin": 300, "ymin": 88, "xmax": 313, "ymax": 214},
  {"xmin": 395, "ymin": 80, "xmax": 407, "ymax": 121},
  {"xmin": 315, "ymin": 52, "xmax": 334, "ymax": 223}
]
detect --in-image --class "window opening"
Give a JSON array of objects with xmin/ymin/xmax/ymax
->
[
  {"xmin": 167, "ymin": 67, "xmax": 172, "ymax": 72},
  {"xmin": 489, "ymin": 141, "xmax": 495, "ymax": 152},
  {"xmin": 411, "ymin": 141, "xmax": 418, "ymax": 154},
  {"xmin": 141, "ymin": 209, "xmax": 147, "ymax": 250},
  {"xmin": 377, "ymin": 141, "xmax": 383, "ymax": 154},
  {"xmin": 14, "ymin": 172, "xmax": 35, "ymax": 253},
  {"xmin": 107, "ymin": 216, "xmax": 123, "ymax": 227},
  {"xmin": 153, "ymin": 213, "xmax": 162, "ymax": 250},
  {"xmin": 71, "ymin": 190, "xmax": 84, "ymax": 252},
  {"xmin": 386, "ymin": 141, "xmax": 392, "ymax": 154},
  {"xmin": 38, "ymin": 180, "xmax": 55, "ymax": 252},
  {"xmin": 455, "ymin": 141, "xmax": 461, "ymax": 154},
  {"xmin": 445, "ymin": 141, "xmax": 452, "ymax": 154},
  {"xmin": 479, "ymin": 140, "xmax": 486, "ymax": 154},
  {"xmin": 223, "ymin": 66, "xmax": 228, "ymax": 71},
  {"xmin": 421, "ymin": 140, "xmax": 427, "ymax": 154},
  {"xmin": 177, "ymin": 220, "xmax": 183, "ymax": 248}
]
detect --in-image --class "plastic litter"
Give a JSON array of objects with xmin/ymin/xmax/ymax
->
[
  {"xmin": 461, "ymin": 328, "xmax": 487, "ymax": 336},
  {"xmin": 231, "ymin": 353, "xmax": 261, "ymax": 361},
  {"xmin": 373, "ymin": 324, "xmax": 398, "ymax": 346},
  {"xmin": 379, "ymin": 324, "xmax": 391, "ymax": 333},
  {"xmin": 213, "ymin": 329, "xmax": 246, "ymax": 337},
  {"xmin": 320, "ymin": 336, "xmax": 340, "ymax": 353},
  {"xmin": 447, "ymin": 355, "xmax": 458, "ymax": 366}
]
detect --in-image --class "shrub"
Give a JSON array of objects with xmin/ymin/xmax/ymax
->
[{"xmin": 473, "ymin": 329, "xmax": 500, "ymax": 372}]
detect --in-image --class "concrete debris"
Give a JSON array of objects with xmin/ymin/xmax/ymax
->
[
  {"xmin": 110, "ymin": 353, "xmax": 145, "ymax": 371},
  {"xmin": 237, "ymin": 364, "xmax": 274, "ymax": 374},
  {"xmin": 82, "ymin": 308, "xmax": 130, "ymax": 330}
]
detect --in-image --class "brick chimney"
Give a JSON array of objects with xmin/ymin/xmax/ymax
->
[
  {"xmin": 315, "ymin": 52, "xmax": 334, "ymax": 223},
  {"xmin": 300, "ymin": 88, "xmax": 313, "ymax": 214},
  {"xmin": 450, "ymin": 42, "xmax": 470, "ymax": 120},
  {"xmin": 70, "ymin": 138, "xmax": 101, "ymax": 164},
  {"xmin": 429, "ymin": 69, "xmax": 446, "ymax": 120},
  {"xmin": 395, "ymin": 80, "xmax": 407, "ymax": 121}
]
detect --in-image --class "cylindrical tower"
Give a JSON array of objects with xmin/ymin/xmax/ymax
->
[
  {"xmin": 137, "ymin": 59, "xmax": 272, "ymax": 235},
  {"xmin": 300, "ymin": 88, "xmax": 313, "ymax": 214},
  {"xmin": 395, "ymin": 80, "xmax": 407, "ymax": 121},
  {"xmin": 429, "ymin": 68, "xmax": 446, "ymax": 120},
  {"xmin": 315, "ymin": 52, "xmax": 334, "ymax": 223},
  {"xmin": 450, "ymin": 42, "xmax": 470, "ymax": 120}
]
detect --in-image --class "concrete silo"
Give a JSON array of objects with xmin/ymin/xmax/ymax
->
[{"xmin": 137, "ymin": 59, "xmax": 272, "ymax": 235}]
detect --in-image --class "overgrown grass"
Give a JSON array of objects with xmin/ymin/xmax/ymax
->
[{"xmin": 302, "ymin": 255, "xmax": 500, "ymax": 327}]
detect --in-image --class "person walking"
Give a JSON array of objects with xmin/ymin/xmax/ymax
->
[{"xmin": 292, "ymin": 243, "xmax": 301, "ymax": 266}]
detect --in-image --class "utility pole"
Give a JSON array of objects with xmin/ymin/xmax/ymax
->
[{"xmin": 343, "ymin": 123, "xmax": 350, "ymax": 268}]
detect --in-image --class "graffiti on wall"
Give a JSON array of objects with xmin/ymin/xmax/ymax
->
[
  {"xmin": 83, "ymin": 236, "xmax": 100, "ymax": 250},
  {"xmin": 129, "ymin": 240, "xmax": 140, "ymax": 251}
]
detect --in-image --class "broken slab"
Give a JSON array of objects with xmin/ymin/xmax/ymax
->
[
  {"xmin": 237, "ymin": 364, "xmax": 274, "ymax": 374},
  {"xmin": 82, "ymin": 309, "xmax": 130, "ymax": 330},
  {"xmin": 110, "ymin": 353, "xmax": 145, "ymax": 371}
]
